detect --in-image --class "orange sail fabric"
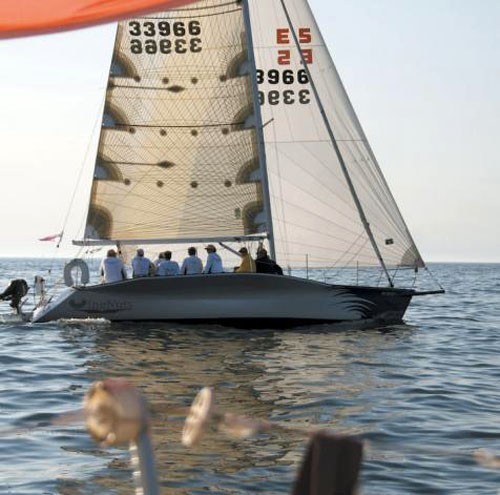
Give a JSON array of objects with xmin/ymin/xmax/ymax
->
[{"xmin": 0, "ymin": 0, "xmax": 198, "ymax": 38}]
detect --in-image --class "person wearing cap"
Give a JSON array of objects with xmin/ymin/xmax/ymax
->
[
  {"xmin": 203, "ymin": 244, "xmax": 224, "ymax": 274},
  {"xmin": 157, "ymin": 250, "xmax": 180, "ymax": 276},
  {"xmin": 234, "ymin": 246, "xmax": 256, "ymax": 273},
  {"xmin": 131, "ymin": 248, "xmax": 153, "ymax": 278},
  {"xmin": 255, "ymin": 247, "xmax": 283, "ymax": 275},
  {"xmin": 100, "ymin": 248, "xmax": 127, "ymax": 283},
  {"xmin": 180, "ymin": 247, "xmax": 203, "ymax": 275}
]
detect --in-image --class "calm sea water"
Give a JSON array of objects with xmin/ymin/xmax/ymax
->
[{"xmin": 0, "ymin": 260, "xmax": 499, "ymax": 495}]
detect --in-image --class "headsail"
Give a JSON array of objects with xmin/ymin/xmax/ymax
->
[
  {"xmin": 82, "ymin": 0, "xmax": 268, "ymax": 246},
  {"xmin": 249, "ymin": 0, "xmax": 424, "ymax": 270}
]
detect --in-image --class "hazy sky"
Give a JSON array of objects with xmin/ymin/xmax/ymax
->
[{"xmin": 0, "ymin": 0, "xmax": 498, "ymax": 261}]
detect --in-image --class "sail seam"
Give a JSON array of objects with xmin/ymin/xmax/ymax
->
[{"xmin": 110, "ymin": 122, "xmax": 246, "ymax": 128}]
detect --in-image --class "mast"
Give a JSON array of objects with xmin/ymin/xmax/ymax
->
[
  {"xmin": 241, "ymin": 0, "xmax": 276, "ymax": 261},
  {"xmin": 279, "ymin": 0, "xmax": 394, "ymax": 287}
]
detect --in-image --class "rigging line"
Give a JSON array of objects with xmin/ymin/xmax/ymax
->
[
  {"xmin": 337, "ymin": 115, "xmax": 425, "ymax": 266},
  {"xmin": 63, "ymin": 96, "xmax": 106, "ymax": 243},
  {"xmin": 332, "ymin": 237, "xmax": 371, "ymax": 272},
  {"xmin": 424, "ymin": 265, "xmax": 445, "ymax": 291},
  {"xmin": 325, "ymin": 141, "xmax": 411, "ymax": 251},
  {"xmin": 272, "ymin": 146, "xmax": 358, "ymax": 216},
  {"xmin": 276, "ymin": 245, "xmax": 372, "ymax": 266},
  {"xmin": 342, "ymin": 148, "xmax": 406, "ymax": 235},
  {"xmin": 273, "ymin": 237, "xmax": 375, "ymax": 262},
  {"xmin": 331, "ymin": 231, "xmax": 368, "ymax": 269},
  {"xmin": 276, "ymin": 236, "xmax": 365, "ymax": 259},
  {"xmin": 352, "ymin": 178, "xmax": 409, "ymax": 228},
  {"xmin": 268, "ymin": 175, "xmax": 363, "ymax": 230},
  {"xmin": 271, "ymin": 138, "xmax": 357, "ymax": 205},
  {"xmin": 273, "ymin": 211, "xmax": 369, "ymax": 243},
  {"xmin": 99, "ymin": 162, "xmax": 159, "ymax": 218},
  {"xmin": 331, "ymin": 131, "xmax": 400, "ymax": 229},
  {"xmin": 273, "ymin": 215, "xmax": 370, "ymax": 246}
]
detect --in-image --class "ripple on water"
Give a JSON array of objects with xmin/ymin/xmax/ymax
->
[{"xmin": 0, "ymin": 262, "xmax": 499, "ymax": 494}]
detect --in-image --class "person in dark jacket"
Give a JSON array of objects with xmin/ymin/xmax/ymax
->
[
  {"xmin": 0, "ymin": 279, "xmax": 29, "ymax": 313},
  {"xmin": 255, "ymin": 248, "xmax": 283, "ymax": 275}
]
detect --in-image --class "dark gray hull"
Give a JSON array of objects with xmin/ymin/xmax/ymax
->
[{"xmin": 32, "ymin": 273, "xmax": 414, "ymax": 326}]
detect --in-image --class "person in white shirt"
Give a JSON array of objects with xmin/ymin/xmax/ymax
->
[
  {"xmin": 157, "ymin": 251, "xmax": 180, "ymax": 276},
  {"xmin": 180, "ymin": 247, "xmax": 203, "ymax": 275},
  {"xmin": 100, "ymin": 249, "xmax": 127, "ymax": 283},
  {"xmin": 203, "ymin": 244, "xmax": 224, "ymax": 274},
  {"xmin": 131, "ymin": 248, "xmax": 153, "ymax": 278}
]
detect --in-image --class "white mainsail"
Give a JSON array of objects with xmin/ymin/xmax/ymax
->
[
  {"xmin": 83, "ymin": 0, "xmax": 266, "ymax": 245},
  {"xmin": 81, "ymin": 0, "xmax": 423, "ymax": 272}
]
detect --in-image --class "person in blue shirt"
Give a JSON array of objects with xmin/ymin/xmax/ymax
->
[
  {"xmin": 131, "ymin": 248, "xmax": 153, "ymax": 278},
  {"xmin": 100, "ymin": 249, "xmax": 127, "ymax": 283},
  {"xmin": 157, "ymin": 251, "xmax": 180, "ymax": 276},
  {"xmin": 203, "ymin": 244, "xmax": 224, "ymax": 274},
  {"xmin": 180, "ymin": 247, "xmax": 203, "ymax": 275}
]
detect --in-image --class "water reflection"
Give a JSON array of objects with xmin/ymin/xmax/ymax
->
[{"xmin": 55, "ymin": 321, "xmax": 417, "ymax": 494}]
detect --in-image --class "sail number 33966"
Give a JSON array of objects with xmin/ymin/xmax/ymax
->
[
  {"xmin": 128, "ymin": 20, "xmax": 202, "ymax": 54},
  {"xmin": 257, "ymin": 68, "xmax": 311, "ymax": 105}
]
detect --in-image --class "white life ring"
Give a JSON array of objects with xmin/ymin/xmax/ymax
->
[{"xmin": 64, "ymin": 258, "xmax": 90, "ymax": 287}]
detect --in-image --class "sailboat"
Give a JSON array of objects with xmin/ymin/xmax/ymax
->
[{"xmin": 32, "ymin": 0, "xmax": 443, "ymax": 325}]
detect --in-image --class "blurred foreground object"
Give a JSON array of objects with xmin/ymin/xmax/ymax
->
[
  {"xmin": 182, "ymin": 386, "xmax": 216, "ymax": 447},
  {"xmin": 183, "ymin": 387, "xmax": 363, "ymax": 495},
  {"xmin": 84, "ymin": 379, "xmax": 159, "ymax": 495},
  {"xmin": 474, "ymin": 449, "xmax": 500, "ymax": 469},
  {"xmin": 79, "ymin": 383, "xmax": 498, "ymax": 495},
  {"xmin": 182, "ymin": 387, "xmax": 273, "ymax": 446},
  {"xmin": 291, "ymin": 431, "xmax": 363, "ymax": 495}
]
